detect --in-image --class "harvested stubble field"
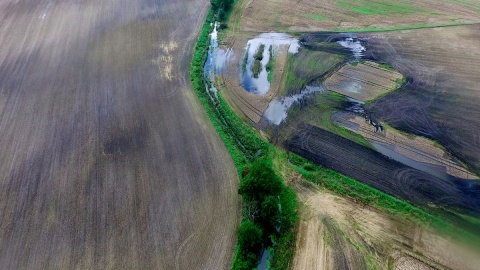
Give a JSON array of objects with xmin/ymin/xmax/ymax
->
[
  {"xmin": 0, "ymin": 0, "xmax": 239, "ymax": 269},
  {"xmin": 359, "ymin": 25, "xmax": 480, "ymax": 175},
  {"xmin": 324, "ymin": 61, "xmax": 403, "ymax": 101},
  {"xmin": 285, "ymin": 124, "xmax": 480, "ymax": 232},
  {"xmin": 291, "ymin": 179, "xmax": 480, "ymax": 270},
  {"xmin": 236, "ymin": 0, "xmax": 480, "ymax": 32}
]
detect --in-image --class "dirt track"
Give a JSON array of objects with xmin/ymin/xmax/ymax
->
[{"xmin": 0, "ymin": 1, "xmax": 239, "ymax": 269}]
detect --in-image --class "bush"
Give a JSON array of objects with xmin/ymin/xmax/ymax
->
[
  {"xmin": 253, "ymin": 44, "xmax": 265, "ymax": 61},
  {"xmin": 237, "ymin": 220, "xmax": 263, "ymax": 254},
  {"xmin": 251, "ymin": 60, "xmax": 263, "ymax": 78},
  {"xmin": 239, "ymin": 158, "xmax": 283, "ymax": 203}
]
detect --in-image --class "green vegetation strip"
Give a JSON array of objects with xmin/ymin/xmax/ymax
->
[{"xmin": 190, "ymin": 5, "xmax": 297, "ymax": 269}]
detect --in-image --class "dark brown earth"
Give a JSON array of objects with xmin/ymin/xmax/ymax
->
[
  {"xmin": 0, "ymin": 0, "xmax": 239, "ymax": 269},
  {"xmin": 285, "ymin": 123, "xmax": 480, "ymax": 232},
  {"xmin": 359, "ymin": 25, "xmax": 480, "ymax": 175}
]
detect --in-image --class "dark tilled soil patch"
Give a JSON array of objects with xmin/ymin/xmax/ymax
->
[{"xmin": 285, "ymin": 124, "xmax": 480, "ymax": 230}]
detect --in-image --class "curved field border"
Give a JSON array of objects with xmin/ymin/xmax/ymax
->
[{"xmin": 189, "ymin": 8, "xmax": 480, "ymax": 270}]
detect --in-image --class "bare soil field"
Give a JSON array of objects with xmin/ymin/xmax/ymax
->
[
  {"xmin": 291, "ymin": 179, "xmax": 480, "ymax": 270},
  {"xmin": 0, "ymin": 0, "xmax": 239, "ymax": 269},
  {"xmin": 236, "ymin": 0, "xmax": 480, "ymax": 32},
  {"xmin": 359, "ymin": 25, "xmax": 480, "ymax": 175},
  {"xmin": 285, "ymin": 124, "xmax": 480, "ymax": 232},
  {"xmin": 324, "ymin": 61, "xmax": 403, "ymax": 101}
]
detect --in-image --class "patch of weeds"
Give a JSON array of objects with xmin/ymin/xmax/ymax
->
[
  {"xmin": 251, "ymin": 60, "xmax": 263, "ymax": 78},
  {"xmin": 241, "ymin": 44, "xmax": 250, "ymax": 73},
  {"xmin": 378, "ymin": 62, "xmax": 394, "ymax": 71},
  {"xmin": 304, "ymin": 13, "xmax": 331, "ymax": 21},
  {"xmin": 251, "ymin": 44, "xmax": 265, "ymax": 78},
  {"xmin": 266, "ymin": 45, "xmax": 274, "ymax": 82}
]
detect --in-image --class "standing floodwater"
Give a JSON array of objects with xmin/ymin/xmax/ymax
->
[
  {"xmin": 241, "ymin": 33, "xmax": 300, "ymax": 95},
  {"xmin": 264, "ymin": 85, "xmax": 325, "ymax": 125}
]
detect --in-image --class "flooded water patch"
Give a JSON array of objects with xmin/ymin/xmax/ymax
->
[
  {"xmin": 241, "ymin": 33, "xmax": 300, "ymax": 95},
  {"xmin": 264, "ymin": 85, "xmax": 325, "ymax": 125},
  {"xmin": 337, "ymin": 37, "xmax": 365, "ymax": 59},
  {"xmin": 370, "ymin": 141, "xmax": 453, "ymax": 181}
]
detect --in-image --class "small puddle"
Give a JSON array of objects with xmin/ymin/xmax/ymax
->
[
  {"xmin": 241, "ymin": 33, "xmax": 300, "ymax": 95},
  {"xmin": 257, "ymin": 248, "xmax": 272, "ymax": 270},
  {"xmin": 337, "ymin": 37, "xmax": 366, "ymax": 59},
  {"xmin": 264, "ymin": 85, "xmax": 325, "ymax": 125},
  {"xmin": 345, "ymin": 97, "xmax": 365, "ymax": 113}
]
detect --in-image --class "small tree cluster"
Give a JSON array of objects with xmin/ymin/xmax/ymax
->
[
  {"xmin": 234, "ymin": 158, "xmax": 297, "ymax": 269},
  {"xmin": 210, "ymin": 0, "xmax": 234, "ymax": 21}
]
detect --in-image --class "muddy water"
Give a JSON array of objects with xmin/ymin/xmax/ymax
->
[
  {"xmin": 241, "ymin": 33, "xmax": 300, "ymax": 95},
  {"xmin": 0, "ymin": 1, "xmax": 238, "ymax": 269}
]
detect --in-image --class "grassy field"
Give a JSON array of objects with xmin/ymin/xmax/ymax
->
[
  {"xmin": 0, "ymin": 1, "xmax": 240, "ymax": 269},
  {"xmin": 280, "ymin": 50, "xmax": 345, "ymax": 95},
  {"xmin": 237, "ymin": 0, "xmax": 480, "ymax": 32}
]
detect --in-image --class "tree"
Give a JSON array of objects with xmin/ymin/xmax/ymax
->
[
  {"xmin": 238, "ymin": 158, "xmax": 283, "ymax": 203},
  {"xmin": 237, "ymin": 220, "xmax": 263, "ymax": 254},
  {"xmin": 259, "ymin": 195, "xmax": 281, "ymax": 236}
]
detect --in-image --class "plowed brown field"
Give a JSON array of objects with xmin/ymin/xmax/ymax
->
[
  {"xmin": 0, "ymin": 1, "xmax": 239, "ymax": 269},
  {"xmin": 363, "ymin": 25, "xmax": 480, "ymax": 174}
]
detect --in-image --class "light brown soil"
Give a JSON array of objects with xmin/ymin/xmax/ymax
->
[
  {"xmin": 0, "ymin": 1, "xmax": 239, "ymax": 269},
  {"xmin": 237, "ymin": 0, "xmax": 480, "ymax": 32},
  {"xmin": 335, "ymin": 114, "xmax": 477, "ymax": 179},
  {"xmin": 324, "ymin": 61, "xmax": 403, "ymax": 101},
  {"xmin": 291, "ymin": 179, "xmax": 480, "ymax": 270}
]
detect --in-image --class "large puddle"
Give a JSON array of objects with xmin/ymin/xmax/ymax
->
[
  {"xmin": 264, "ymin": 85, "xmax": 325, "ymax": 125},
  {"xmin": 370, "ymin": 141, "xmax": 455, "ymax": 181},
  {"xmin": 241, "ymin": 33, "xmax": 300, "ymax": 95}
]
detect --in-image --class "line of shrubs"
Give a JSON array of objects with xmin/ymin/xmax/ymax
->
[{"xmin": 189, "ymin": 5, "xmax": 298, "ymax": 270}]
